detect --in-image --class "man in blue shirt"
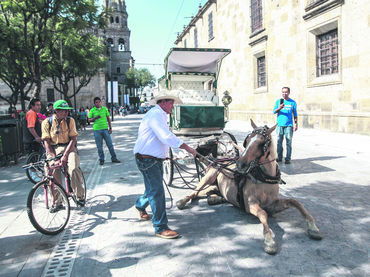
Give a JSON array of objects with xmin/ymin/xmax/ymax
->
[{"xmin": 273, "ymin": 87, "xmax": 298, "ymax": 164}]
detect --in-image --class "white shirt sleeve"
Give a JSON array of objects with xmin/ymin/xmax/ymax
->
[{"xmin": 149, "ymin": 111, "xmax": 183, "ymax": 148}]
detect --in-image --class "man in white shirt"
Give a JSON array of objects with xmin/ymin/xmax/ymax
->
[{"xmin": 134, "ymin": 91, "xmax": 196, "ymax": 239}]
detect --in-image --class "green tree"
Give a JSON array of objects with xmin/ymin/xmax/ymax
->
[
  {"xmin": 0, "ymin": 0, "xmax": 105, "ymax": 108},
  {"xmin": 44, "ymin": 11, "xmax": 106, "ymax": 107},
  {"xmin": 125, "ymin": 67, "xmax": 156, "ymax": 97},
  {"xmin": 0, "ymin": 5, "xmax": 33, "ymax": 111}
]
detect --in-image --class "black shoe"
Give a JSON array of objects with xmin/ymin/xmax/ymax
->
[
  {"xmin": 111, "ymin": 159, "xmax": 121, "ymax": 163},
  {"xmin": 100, "ymin": 160, "xmax": 104, "ymax": 165},
  {"xmin": 276, "ymin": 158, "xmax": 282, "ymax": 162},
  {"xmin": 50, "ymin": 204, "xmax": 65, "ymax": 213},
  {"xmin": 76, "ymin": 199, "xmax": 85, "ymax": 207},
  {"xmin": 285, "ymin": 160, "xmax": 291, "ymax": 164}
]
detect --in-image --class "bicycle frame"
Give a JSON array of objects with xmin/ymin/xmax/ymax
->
[{"xmin": 45, "ymin": 160, "xmax": 72, "ymax": 208}]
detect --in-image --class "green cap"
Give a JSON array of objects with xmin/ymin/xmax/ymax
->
[{"xmin": 53, "ymin": 100, "xmax": 73, "ymax": 110}]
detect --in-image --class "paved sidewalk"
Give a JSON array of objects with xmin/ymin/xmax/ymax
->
[{"xmin": 0, "ymin": 115, "xmax": 369, "ymax": 277}]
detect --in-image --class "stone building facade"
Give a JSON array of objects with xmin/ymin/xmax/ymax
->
[{"xmin": 175, "ymin": 0, "xmax": 370, "ymax": 135}]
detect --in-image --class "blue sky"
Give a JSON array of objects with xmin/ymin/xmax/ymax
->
[{"xmin": 124, "ymin": 0, "xmax": 208, "ymax": 81}]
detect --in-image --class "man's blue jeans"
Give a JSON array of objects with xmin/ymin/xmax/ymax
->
[
  {"xmin": 276, "ymin": 126, "xmax": 293, "ymax": 161},
  {"xmin": 135, "ymin": 156, "xmax": 168, "ymax": 234},
  {"xmin": 93, "ymin": 129, "xmax": 117, "ymax": 161}
]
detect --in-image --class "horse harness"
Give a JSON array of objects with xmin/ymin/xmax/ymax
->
[{"xmin": 209, "ymin": 126, "xmax": 285, "ymax": 211}]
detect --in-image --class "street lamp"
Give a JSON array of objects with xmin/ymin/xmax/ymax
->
[
  {"xmin": 109, "ymin": 43, "xmax": 114, "ymax": 121},
  {"xmin": 103, "ymin": 33, "xmax": 114, "ymax": 121}
]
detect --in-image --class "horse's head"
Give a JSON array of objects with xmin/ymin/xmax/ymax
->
[{"xmin": 236, "ymin": 119, "xmax": 277, "ymax": 174}]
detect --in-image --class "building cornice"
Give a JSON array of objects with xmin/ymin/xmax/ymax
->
[
  {"xmin": 174, "ymin": 0, "xmax": 216, "ymax": 45},
  {"xmin": 303, "ymin": 0, "xmax": 344, "ymax": 20}
]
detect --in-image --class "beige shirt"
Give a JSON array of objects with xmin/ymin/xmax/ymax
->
[{"xmin": 41, "ymin": 116, "xmax": 78, "ymax": 145}]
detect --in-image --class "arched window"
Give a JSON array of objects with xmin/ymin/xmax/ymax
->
[
  {"xmin": 110, "ymin": 16, "xmax": 114, "ymax": 23},
  {"xmin": 107, "ymin": 38, "xmax": 114, "ymax": 46},
  {"xmin": 116, "ymin": 16, "xmax": 119, "ymax": 23},
  {"xmin": 118, "ymin": 38, "xmax": 125, "ymax": 51}
]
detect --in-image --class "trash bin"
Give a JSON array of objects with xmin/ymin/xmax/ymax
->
[{"xmin": 0, "ymin": 117, "xmax": 20, "ymax": 156}]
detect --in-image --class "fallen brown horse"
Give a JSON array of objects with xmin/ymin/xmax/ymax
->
[{"xmin": 176, "ymin": 119, "xmax": 322, "ymax": 254}]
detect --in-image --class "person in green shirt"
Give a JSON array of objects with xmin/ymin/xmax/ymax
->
[{"xmin": 88, "ymin": 97, "xmax": 120, "ymax": 165}]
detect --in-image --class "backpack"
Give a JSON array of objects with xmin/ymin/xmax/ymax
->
[{"xmin": 47, "ymin": 115, "xmax": 71, "ymax": 132}]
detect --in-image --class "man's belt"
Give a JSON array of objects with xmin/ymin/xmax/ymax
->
[
  {"xmin": 135, "ymin": 153, "xmax": 164, "ymax": 161},
  {"xmin": 52, "ymin": 143, "xmax": 69, "ymax": 147}
]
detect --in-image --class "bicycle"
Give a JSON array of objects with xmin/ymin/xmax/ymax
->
[{"xmin": 23, "ymin": 153, "xmax": 87, "ymax": 235}]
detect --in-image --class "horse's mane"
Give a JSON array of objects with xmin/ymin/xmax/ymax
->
[{"xmin": 269, "ymin": 137, "xmax": 277, "ymax": 160}]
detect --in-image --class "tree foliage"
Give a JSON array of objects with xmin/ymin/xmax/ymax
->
[
  {"xmin": 0, "ymin": 0, "xmax": 106, "ymax": 110},
  {"xmin": 125, "ymin": 67, "xmax": 156, "ymax": 90}
]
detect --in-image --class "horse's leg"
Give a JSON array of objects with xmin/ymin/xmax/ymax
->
[
  {"xmin": 249, "ymin": 201, "xmax": 278, "ymax": 255},
  {"xmin": 270, "ymin": 198, "xmax": 322, "ymax": 240},
  {"xmin": 176, "ymin": 168, "xmax": 218, "ymax": 210}
]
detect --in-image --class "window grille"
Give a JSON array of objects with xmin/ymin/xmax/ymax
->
[
  {"xmin": 257, "ymin": 56, "xmax": 266, "ymax": 87},
  {"xmin": 250, "ymin": 0, "xmax": 263, "ymax": 33},
  {"xmin": 316, "ymin": 29, "xmax": 338, "ymax": 76},
  {"xmin": 208, "ymin": 12, "xmax": 214, "ymax": 40},
  {"xmin": 194, "ymin": 28, "xmax": 198, "ymax": 48},
  {"xmin": 116, "ymin": 16, "xmax": 119, "ymax": 23},
  {"xmin": 117, "ymin": 67, "xmax": 120, "ymax": 74}
]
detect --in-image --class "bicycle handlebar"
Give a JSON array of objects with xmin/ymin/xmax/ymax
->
[{"xmin": 22, "ymin": 153, "xmax": 63, "ymax": 169}]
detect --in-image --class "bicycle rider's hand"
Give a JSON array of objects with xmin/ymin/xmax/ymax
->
[
  {"xmin": 35, "ymin": 137, "xmax": 42, "ymax": 143},
  {"xmin": 61, "ymin": 155, "xmax": 68, "ymax": 165}
]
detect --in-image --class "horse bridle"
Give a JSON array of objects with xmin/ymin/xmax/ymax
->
[{"xmin": 240, "ymin": 126, "xmax": 272, "ymax": 174}]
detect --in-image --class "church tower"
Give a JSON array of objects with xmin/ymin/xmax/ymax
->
[{"xmin": 103, "ymin": 0, "xmax": 132, "ymax": 103}]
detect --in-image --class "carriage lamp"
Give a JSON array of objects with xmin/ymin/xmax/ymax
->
[
  {"xmin": 222, "ymin": 90, "xmax": 232, "ymax": 107},
  {"xmin": 222, "ymin": 90, "xmax": 232, "ymax": 122}
]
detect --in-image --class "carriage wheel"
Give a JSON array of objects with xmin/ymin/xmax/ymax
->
[
  {"xmin": 194, "ymin": 158, "xmax": 207, "ymax": 182},
  {"xmin": 163, "ymin": 148, "xmax": 174, "ymax": 186},
  {"xmin": 217, "ymin": 132, "xmax": 239, "ymax": 158}
]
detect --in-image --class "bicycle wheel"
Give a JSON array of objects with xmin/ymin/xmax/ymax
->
[
  {"xmin": 163, "ymin": 148, "xmax": 174, "ymax": 186},
  {"xmin": 27, "ymin": 181, "xmax": 70, "ymax": 235},
  {"xmin": 26, "ymin": 152, "xmax": 45, "ymax": 184},
  {"xmin": 80, "ymin": 168, "xmax": 87, "ymax": 201}
]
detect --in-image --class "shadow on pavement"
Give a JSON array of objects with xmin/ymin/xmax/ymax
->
[{"xmin": 280, "ymin": 155, "xmax": 345, "ymax": 175}]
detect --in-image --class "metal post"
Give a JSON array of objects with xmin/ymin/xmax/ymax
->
[
  {"xmin": 109, "ymin": 45, "xmax": 114, "ymax": 121},
  {"xmin": 60, "ymin": 39, "xmax": 63, "ymax": 99},
  {"xmin": 73, "ymin": 73, "xmax": 76, "ymax": 111}
]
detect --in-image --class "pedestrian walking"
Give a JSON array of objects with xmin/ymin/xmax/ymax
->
[
  {"xmin": 41, "ymin": 100, "xmax": 85, "ymax": 207},
  {"xmin": 85, "ymin": 106, "xmax": 90, "ymax": 125},
  {"xmin": 22, "ymin": 98, "xmax": 42, "ymax": 154},
  {"xmin": 79, "ymin": 107, "xmax": 87, "ymax": 131},
  {"xmin": 133, "ymin": 91, "xmax": 196, "ymax": 239},
  {"xmin": 88, "ymin": 97, "xmax": 120, "ymax": 165},
  {"xmin": 273, "ymin": 86, "xmax": 298, "ymax": 164}
]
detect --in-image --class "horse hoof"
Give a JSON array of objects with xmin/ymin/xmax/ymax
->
[
  {"xmin": 264, "ymin": 242, "xmax": 277, "ymax": 255},
  {"xmin": 308, "ymin": 229, "xmax": 322, "ymax": 240},
  {"xmin": 176, "ymin": 200, "xmax": 186, "ymax": 210}
]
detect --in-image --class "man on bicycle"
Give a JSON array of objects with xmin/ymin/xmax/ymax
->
[{"xmin": 41, "ymin": 100, "xmax": 85, "ymax": 206}]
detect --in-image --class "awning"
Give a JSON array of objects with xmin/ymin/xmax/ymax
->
[{"xmin": 165, "ymin": 48, "xmax": 231, "ymax": 74}]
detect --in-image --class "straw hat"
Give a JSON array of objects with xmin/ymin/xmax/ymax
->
[{"xmin": 149, "ymin": 90, "xmax": 183, "ymax": 105}]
